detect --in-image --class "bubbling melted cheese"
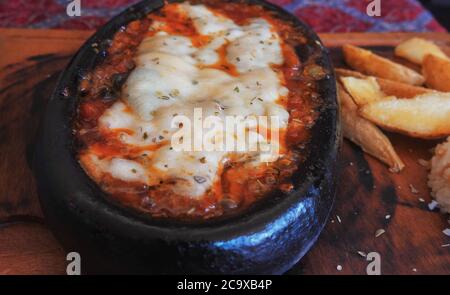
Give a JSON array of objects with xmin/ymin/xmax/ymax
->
[{"xmin": 88, "ymin": 3, "xmax": 290, "ymax": 198}]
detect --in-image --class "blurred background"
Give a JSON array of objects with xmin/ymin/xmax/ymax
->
[
  {"xmin": 0, "ymin": 0, "xmax": 448, "ymax": 32},
  {"xmin": 420, "ymin": 0, "xmax": 450, "ymax": 30}
]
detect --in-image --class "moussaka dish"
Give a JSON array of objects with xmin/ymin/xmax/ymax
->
[{"xmin": 74, "ymin": 1, "xmax": 326, "ymax": 220}]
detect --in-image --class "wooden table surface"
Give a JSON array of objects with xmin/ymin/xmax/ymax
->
[{"xmin": 0, "ymin": 29, "xmax": 449, "ymax": 275}]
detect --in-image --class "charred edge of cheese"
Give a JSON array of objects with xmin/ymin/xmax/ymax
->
[{"xmin": 81, "ymin": 3, "xmax": 290, "ymax": 198}]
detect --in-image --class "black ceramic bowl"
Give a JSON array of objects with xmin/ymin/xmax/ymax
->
[{"xmin": 33, "ymin": 0, "xmax": 340, "ymax": 274}]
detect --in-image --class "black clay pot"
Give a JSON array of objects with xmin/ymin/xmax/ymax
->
[{"xmin": 33, "ymin": 0, "xmax": 340, "ymax": 274}]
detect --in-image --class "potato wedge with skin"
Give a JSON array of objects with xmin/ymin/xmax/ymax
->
[
  {"xmin": 335, "ymin": 68, "xmax": 366, "ymax": 79},
  {"xmin": 336, "ymin": 67, "xmax": 432, "ymax": 98},
  {"xmin": 343, "ymin": 44, "xmax": 425, "ymax": 85},
  {"xmin": 340, "ymin": 76, "xmax": 387, "ymax": 106},
  {"xmin": 375, "ymin": 76, "xmax": 432, "ymax": 98},
  {"xmin": 423, "ymin": 54, "xmax": 450, "ymax": 92},
  {"xmin": 360, "ymin": 93, "xmax": 450, "ymax": 139},
  {"xmin": 337, "ymin": 83, "xmax": 405, "ymax": 172},
  {"xmin": 394, "ymin": 37, "xmax": 448, "ymax": 65}
]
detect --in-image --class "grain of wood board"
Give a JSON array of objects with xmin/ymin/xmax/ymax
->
[{"xmin": 1, "ymin": 29, "xmax": 449, "ymax": 275}]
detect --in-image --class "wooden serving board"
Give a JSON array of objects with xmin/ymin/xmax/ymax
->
[{"xmin": 0, "ymin": 29, "xmax": 449, "ymax": 275}]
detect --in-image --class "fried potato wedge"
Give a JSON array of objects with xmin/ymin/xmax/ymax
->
[
  {"xmin": 335, "ymin": 68, "xmax": 366, "ymax": 79},
  {"xmin": 338, "ymin": 83, "xmax": 405, "ymax": 172},
  {"xmin": 336, "ymin": 67, "xmax": 432, "ymax": 98},
  {"xmin": 394, "ymin": 37, "xmax": 448, "ymax": 65},
  {"xmin": 360, "ymin": 92, "xmax": 450, "ymax": 139},
  {"xmin": 422, "ymin": 54, "xmax": 450, "ymax": 92},
  {"xmin": 343, "ymin": 44, "xmax": 425, "ymax": 85},
  {"xmin": 375, "ymin": 76, "xmax": 431, "ymax": 98},
  {"xmin": 340, "ymin": 76, "xmax": 389, "ymax": 106}
]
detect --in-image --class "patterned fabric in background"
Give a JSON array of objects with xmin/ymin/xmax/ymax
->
[{"xmin": 0, "ymin": 0, "xmax": 445, "ymax": 32}]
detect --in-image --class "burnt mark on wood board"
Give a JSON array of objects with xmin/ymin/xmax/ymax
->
[{"xmin": 0, "ymin": 53, "xmax": 72, "ymax": 219}]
